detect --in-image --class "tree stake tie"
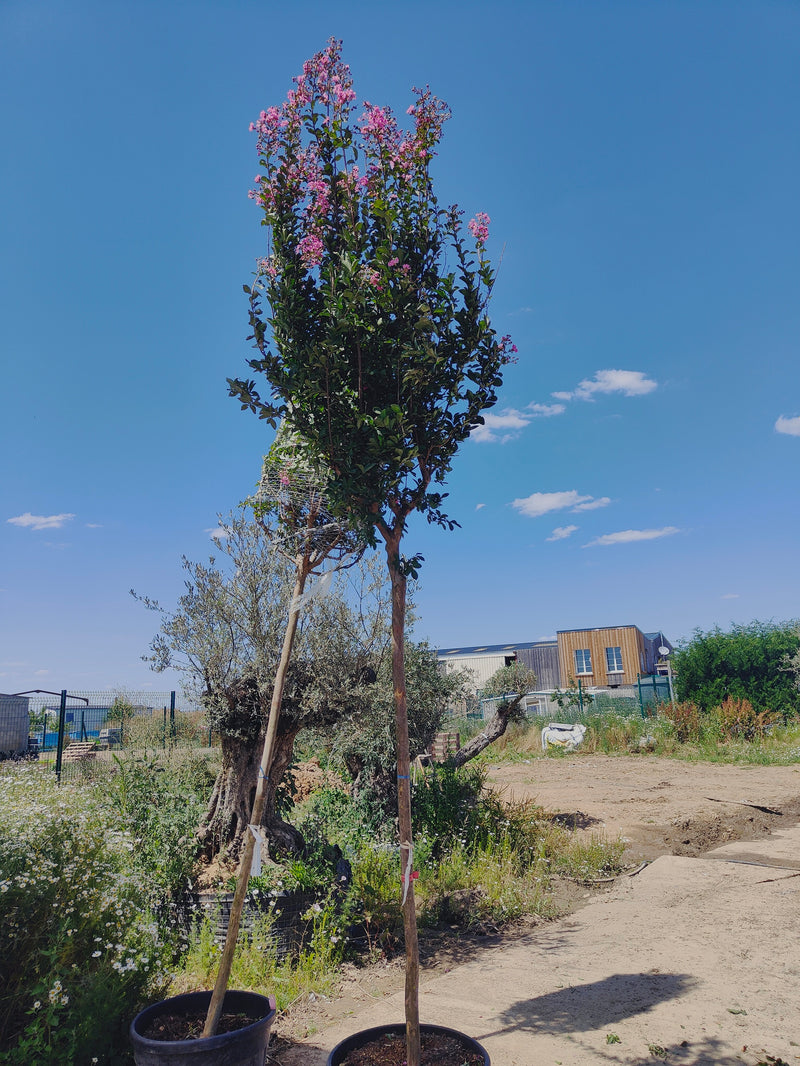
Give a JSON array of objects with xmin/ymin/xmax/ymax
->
[
  {"xmin": 400, "ymin": 841, "xmax": 418, "ymax": 906},
  {"xmin": 248, "ymin": 824, "xmax": 267, "ymax": 877},
  {"xmin": 290, "ymin": 569, "xmax": 334, "ymax": 614}
]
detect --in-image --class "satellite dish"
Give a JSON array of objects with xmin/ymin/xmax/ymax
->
[{"xmin": 658, "ymin": 646, "xmax": 670, "ymax": 657}]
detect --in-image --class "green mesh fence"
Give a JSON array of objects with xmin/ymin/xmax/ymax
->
[{"xmin": 0, "ymin": 690, "xmax": 215, "ymax": 783}]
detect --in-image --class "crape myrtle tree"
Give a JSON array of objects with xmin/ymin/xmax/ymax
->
[{"xmin": 229, "ymin": 40, "xmax": 515, "ymax": 1063}]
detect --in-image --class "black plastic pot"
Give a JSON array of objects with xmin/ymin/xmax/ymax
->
[
  {"xmin": 130, "ymin": 990, "xmax": 276, "ymax": 1066},
  {"xmin": 327, "ymin": 1022, "xmax": 490, "ymax": 1065}
]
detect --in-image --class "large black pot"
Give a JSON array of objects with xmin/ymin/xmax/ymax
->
[
  {"xmin": 130, "ymin": 990, "xmax": 276, "ymax": 1066},
  {"xmin": 327, "ymin": 1022, "xmax": 490, "ymax": 1065}
]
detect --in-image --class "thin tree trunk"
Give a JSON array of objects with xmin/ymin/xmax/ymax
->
[
  {"xmin": 203, "ymin": 556, "xmax": 310, "ymax": 1037},
  {"xmin": 449, "ymin": 695, "xmax": 526, "ymax": 768},
  {"xmin": 387, "ymin": 544, "xmax": 421, "ymax": 1066}
]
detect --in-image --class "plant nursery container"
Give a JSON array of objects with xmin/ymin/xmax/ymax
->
[
  {"xmin": 327, "ymin": 1021, "xmax": 490, "ymax": 1066},
  {"xmin": 130, "ymin": 989, "xmax": 276, "ymax": 1066}
]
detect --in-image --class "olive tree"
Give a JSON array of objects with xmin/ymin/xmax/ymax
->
[
  {"xmin": 450, "ymin": 661, "xmax": 537, "ymax": 768},
  {"xmin": 136, "ymin": 510, "xmax": 390, "ymax": 860}
]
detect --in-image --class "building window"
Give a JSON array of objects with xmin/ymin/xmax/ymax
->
[
  {"xmin": 605, "ymin": 646, "xmax": 623, "ymax": 673},
  {"xmin": 574, "ymin": 648, "xmax": 592, "ymax": 675}
]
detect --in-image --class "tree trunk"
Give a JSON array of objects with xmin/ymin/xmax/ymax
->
[
  {"xmin": 386, "ymin": 541, "xmax": 421, "ymax": 1066},
  {"xmin": 198, "ymin": 717, "xmax": 304, "ymax": 864},
  {"xmin": 449, "ymin": 696, "xmax": 525, "ymax": 769}
]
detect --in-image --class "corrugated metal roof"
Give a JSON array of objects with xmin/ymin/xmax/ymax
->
[
  {"xmin": 556, "ymin": 625, "xmax": 642, "ymax": 635},
  {"xmin": 437, "ymin": 641, "xmax": 557, "ymax": 658}
]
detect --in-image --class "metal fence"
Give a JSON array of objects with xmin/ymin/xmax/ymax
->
[
  {"xmin": 0, "ymin": 689, "xmax": 214, "ymax": 783},
  {"xmin": 467, "ymin": 674, "xmax": 674, "ymax": 724}
]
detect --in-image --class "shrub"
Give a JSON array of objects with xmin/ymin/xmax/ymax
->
[
  {"xmin": 659, "ymin": 700, "xmax": 702, "ymax": 742},
  {"xmin": 97, "ymin": 752, "xmax": 214, "ymax": 906},
  {"xmin": 713, "ymin": 697, "xmax": 778, "ymax": 741},
  {"xmin": 673, "ymin": 620, "xmax": 800, "ymax": 715},
  {"xmin": 0, "ymin": 765, "xmax": 168, "ymax": 1064}
]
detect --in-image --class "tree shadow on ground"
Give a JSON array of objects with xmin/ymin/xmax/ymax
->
[{"xmin": 479, "ymin": 971, "xmax": 697, "ymax": 1039}]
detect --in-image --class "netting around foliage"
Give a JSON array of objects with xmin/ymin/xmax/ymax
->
[{"xmin": 257, "ymin": 459, "xmax": 365, "ymax": 566}]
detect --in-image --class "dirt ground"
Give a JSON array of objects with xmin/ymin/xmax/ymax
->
[
  {"xmin": 486, "ymin": 754, "xmax": 800, "ymax": 862},
  {"xmin": 272, "ymin": 755, "xmax": 800, "ymax": 1065}
]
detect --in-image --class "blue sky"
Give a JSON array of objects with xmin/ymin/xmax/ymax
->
[{"xmin": 2, "ymin": 1, "xmax": 798, "ymax": 695}]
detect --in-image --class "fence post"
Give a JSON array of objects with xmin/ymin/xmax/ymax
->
[
  {"xmin": 169, "ymin": 691, "xmax": 176, "ymax": 744},
  {"xmin": 55, "ymin": 690, "xmax": 67, "ymax": 784},
  {"xmin": 578, "ymin": 677, "xmax": 584, "ymax": 713},
  {"xmin": 637, "ymin": 674, "xmax": 645, "ymax": 718},
  {"xmin": 162, "ymin": 706, "xmax": 167, "ymax": 749}
]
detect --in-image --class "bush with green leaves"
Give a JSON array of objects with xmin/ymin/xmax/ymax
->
[
  {"xmin": 0, "ymin": 765, "xmax": 169, "ymax": 1065},
  {"xmin": 673, "ymin": 620, "xmax": 800, "ymax": 715},
  {"xmin": 97, "ymin": 751, "xmax": 216, "ymax": 906}
]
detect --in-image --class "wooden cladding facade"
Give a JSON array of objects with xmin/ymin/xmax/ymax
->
[{"xmin": 557, "ymin": 626, "xmax": 647, "ymax": 687}]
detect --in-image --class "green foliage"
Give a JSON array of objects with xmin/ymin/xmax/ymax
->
[
  {"xmin": 551, "ymin": 677, "xmax": 594, "ymax": 713},
  {"xmin": 673, "ymin": 620, "xmax": 800, "ymax": 715},
  {"xmin": 97, "ymin": 752, "xmax": 213, "ymax": 905},
  {"xmin": 329, "ymin": 639, "xmax": 468, "ymax": 808},
  {"xmin": 411, "ymin": 762, "xmax": 489, "ymax": 858},
  {"xmin": 173, "ymin": 902, "xmax": 346, "ymax": 1010},
  {"xmin": 481, "ymin": 662, "xmax": 538, "ymax": 702},
  {"xmin": 0, "ymin": 765, "xmax": 168, "ymax": 1064}
]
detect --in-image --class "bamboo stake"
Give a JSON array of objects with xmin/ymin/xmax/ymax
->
[{"xmin": 202, "ymin": 554, "xmax": 309, "ymax": 1037}]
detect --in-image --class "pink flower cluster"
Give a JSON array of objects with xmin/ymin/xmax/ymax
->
[
  {"xmin": 297, "ymin": 233, "xmax": 325, "ymax": 269},
  {"xmin": 499, "ymin": 334, "xmax": 518, "ymax": 364},
  {"xmin": 257, "ymin": 256, "xmax": 279, "ymax": 279},
  {"xmin": 247, "ymin": 40, "xmax": 455, "ymax": 279},
  {"xmin": 468, "ymin": 212, "xmax": 490, "ymax": 246}
]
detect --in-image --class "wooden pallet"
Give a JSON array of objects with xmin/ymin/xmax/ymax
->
[
  {"xmin": 430, "ymin": 731, "xmax": 461, "ymax": 761},
  {"xmin": 63, "ymin": 742, "xmax": 97, "ymax": 762}
]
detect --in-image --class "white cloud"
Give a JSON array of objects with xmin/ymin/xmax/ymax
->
[
  {"xmin": 470, "ymin": 409, "xmax": 532, "ymax": 443},
  {"xmin": 85, "ymin": 523, "xmax": 102, "ymax": 529},
  {"xmin": 475, "ymin": 503, "xmax": 486, "ymax": 511},
  {"xmin": 555, "ymin": 369, "xmax": 658, "ymax": 402},
  {"xmin": 775, "ymin": 415, "xmax": 800, "ymax": 437},
  {"xmin": 584, "ymin": 526, "xmax": 680, "ymax": 547},
  {"xmin": 206, "ymin": 526, "xmax": 231, "ymax": 541},
  {"xmin": 526, "ymin": 402, "xmax": 566, "ymax": 418},
  {"xmin": 721, "ymin": 593, "xmax": 740, "ymax": 599},
  {"xmin": 547, "ymin": 524, "xmax": 578, "ymax": 541},
  {"xmin": 512, "ymin": 490, "xmax": 610, "ymax": 518},
  {"xmin": 572, "ymin": 496, "xmax": 612, "ymax": 512},
  {"xmin": 7, "ymin": 512, "xmax": 75, "ymax": 531}
]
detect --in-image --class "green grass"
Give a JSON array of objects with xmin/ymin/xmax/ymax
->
[{"xmin": 486, "ymin": 711, "xmax": 800, "ymax": 766}]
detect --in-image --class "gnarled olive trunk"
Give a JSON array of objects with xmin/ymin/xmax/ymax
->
[
  {"xmin": 199, "ymin": 720, "xmax": 304, "ymax": 863},
  {"xmin": 197, "ymin": 673, "xmax": 306, "ymax": 865}
]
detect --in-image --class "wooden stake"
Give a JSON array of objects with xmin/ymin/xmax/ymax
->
[{"xmin": 202, "ymin": 556, "xmax": 309, "ymax": 1038}]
